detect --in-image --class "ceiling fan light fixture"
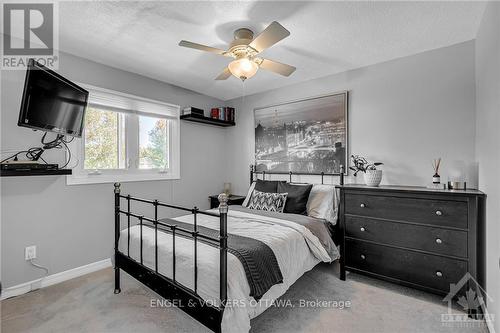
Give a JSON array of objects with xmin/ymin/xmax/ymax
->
[
  {"xmin": 228, "ymin": 57, "xmax": 259, "ymax": 81},
  {"xmin": 179, "ymin": 21, "xmax": 295, "ymax": 81}
]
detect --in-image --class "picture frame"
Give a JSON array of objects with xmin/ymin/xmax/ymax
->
[{"xmin": 254, "ymin": 91, "xmax": 348, "ymax": 175}]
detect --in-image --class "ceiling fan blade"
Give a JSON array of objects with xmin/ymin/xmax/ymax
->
[
  {"xmin": 215, "ymin": 68, "xmax": 232, "ymax": 80},
  {"xmin": 179, "ymin": 40, "xmax": 226, "ymax": 55},
  {"xmin": 258, "ymin": 59, "xmax": 296, "ymax": 77},
  {"xmin": 249, "ymin": 21, "xmax": 290, "ymax": 53}
]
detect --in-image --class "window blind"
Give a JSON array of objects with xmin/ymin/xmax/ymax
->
[{"xmin": 84, "ymin": 85, "xmax": 180, "ymax": 119}]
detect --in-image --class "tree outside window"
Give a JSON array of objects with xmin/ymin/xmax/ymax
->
[
  {"xmin": 84, "ymin": 107, "xmax": 125, "ymax": 170},
  {"xmin": 139, "ymin": 116, "xmax": 168, "ymax": 169}
]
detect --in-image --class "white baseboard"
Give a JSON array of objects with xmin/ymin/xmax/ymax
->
[{"xmin": 1, "ymin": 258, "xmax": 111, "ymax": 300}]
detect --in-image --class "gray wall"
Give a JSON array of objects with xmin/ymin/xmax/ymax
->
[
  {"xmin": 0, "ymin": 34, "xmax": 490, "ymax": 307},
  {"xmin": 1, "ymin": 52, "xmax": 229, "ymax": 288},
  {"xmin": 226, "ymin": 41, "xmax": 477, "ymax": 195},
  {"xmin": 475, "ymin": 2, "xmax": 500, "ymax": 331}
]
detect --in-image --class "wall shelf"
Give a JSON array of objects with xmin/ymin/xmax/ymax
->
[
  {"xmin": 0, "ymin": 169, "xmax": 72, "ymax": 177},
  {"xmin": 180, "ymin": 114, "xmax": 235, "ymax": 127}
]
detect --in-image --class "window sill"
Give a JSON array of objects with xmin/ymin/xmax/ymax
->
[{"xmin": 66, "ymin": 172, "xmax": 180, "ymax": 185}]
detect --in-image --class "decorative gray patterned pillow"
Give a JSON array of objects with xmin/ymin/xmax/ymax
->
[{"xmin": 247, "ymin": 189, "xmax": 288, "ymax": 213}]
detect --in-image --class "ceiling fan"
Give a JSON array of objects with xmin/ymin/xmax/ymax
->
[{"xmin": 179, "ymin": 21, "xmax": 296, "ymax": 81}]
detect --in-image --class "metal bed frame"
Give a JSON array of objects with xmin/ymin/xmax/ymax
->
[
  {"xmin": 113, "ymin": 165, "xmax": 346, "ymax": 333},
  {"xmin": 113, "ymin": 183, "xmax": 228, "ymax": 332}
]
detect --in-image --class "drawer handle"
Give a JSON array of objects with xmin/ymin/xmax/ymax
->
[
  {"xmin": 360, "ymin": 203, "xmax": 366, "ymax": 208},
  {"xmin": 360, "ymin": 227, "xmax": 366, "ymax": 232},
  {"xmin": 435, "ymin": 238, "xmax": 443, "ymax": 244},
  {"xmin": 435, "ymin": 210, "xmax": 443, "ymax": 216},
  {"xmin": 360, "ymin": 254, "xmax": 366, "ymax": 260},
  {"xmin": 436, "ymin": 271, "xmax": 443, "ymax": 277}
]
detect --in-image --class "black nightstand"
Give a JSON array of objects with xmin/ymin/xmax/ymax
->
[{"xmin": 209, "ymin": 194, "xmax": 246, "ymax": 209}]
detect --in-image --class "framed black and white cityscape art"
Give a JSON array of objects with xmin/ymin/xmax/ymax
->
[{"xmin": 254, "ymin": 91, "xmax": 348, "ymax": 175}]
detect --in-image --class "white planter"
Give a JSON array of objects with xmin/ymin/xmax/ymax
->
[{"xmin": 364, "ymin": 169, "xmax": 383, "ymax": 187}]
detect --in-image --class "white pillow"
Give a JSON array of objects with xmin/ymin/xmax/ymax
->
[
  {"xmin": 242, "ymin": 181, "xmax": 256, "ymax": 207},
  {"xmin": 306, "ymin": 185, "xmax": 339, "ymax": 225}
]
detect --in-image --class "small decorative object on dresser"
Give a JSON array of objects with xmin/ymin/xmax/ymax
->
[
  {"xmin": 448, "ymin": 180, "xmax": 467, "ymax": 190},
  {"xmin": 447, "ymin": 160, "xmax": 468, "ymax": 190},
  {"xmin": 349, "ymin": 154, "xmax": 383, "ymax": 187},
  {"xmin": 432, "ymin": 158, "xmax": 442, "ymax": 184},
  {"xmin": 337, "ymin": 184, "xmax": 485, "ymax": 301},
  {"xmin": 209, "ymin": 194, "xmax": 245, "ymax": 209}
]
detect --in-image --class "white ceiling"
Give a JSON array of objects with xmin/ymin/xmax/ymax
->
[{"xmin": 58, "ymin": 1, "xmax": 486, "ymax": 101}]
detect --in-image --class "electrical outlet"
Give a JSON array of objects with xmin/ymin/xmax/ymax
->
[{"xmin": 25, "ymin": 246, "xmax": 36, "ymax": 260}]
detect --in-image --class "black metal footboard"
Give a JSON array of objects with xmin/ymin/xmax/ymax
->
[{"xmin": 113, "ymin": 183, "xmax": 228, "ymax": 333}]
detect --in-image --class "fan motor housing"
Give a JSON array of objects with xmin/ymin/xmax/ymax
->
[
  {"xmin": 234, "ymin": 28, "xmax": 254, "ymax": 40},
  {"xmin": 228, "ymin": 28, "xmax": 258, "ymax": 57}
]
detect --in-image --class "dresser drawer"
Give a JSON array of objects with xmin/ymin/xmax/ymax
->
[
  {"xmin": 346, "ymin": 239, "xmax": 467, "ymax": 293},
  {"xmin": 345, "ymin": 216, "xmax": 468, "ymax": 258},
  {"xmin": 344, "ymin": 193, "xmax": 468, "ymax": 229}
]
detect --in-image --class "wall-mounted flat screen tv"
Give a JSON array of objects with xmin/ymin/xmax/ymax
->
[{"xmin": 18, "ymin": 59, "xmax": 89, "ymax": 137}]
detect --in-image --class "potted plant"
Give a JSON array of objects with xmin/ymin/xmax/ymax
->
[{"xmin": 349, "ymin": 155, "xmax": 384, "ymax": 187}]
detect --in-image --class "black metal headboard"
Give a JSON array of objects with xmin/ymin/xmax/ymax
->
[{"xmin": 250, "ymin": 165, "xmax": 345, "ymax": 186}]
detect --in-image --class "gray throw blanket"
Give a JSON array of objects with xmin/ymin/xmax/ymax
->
[
  {"xmin": 229, "ymin": 206, "xmax": 340, "ymax": 261},
  {"xmin": 156, "ymin": 218, "xmax": 283, "ymax": 301}
]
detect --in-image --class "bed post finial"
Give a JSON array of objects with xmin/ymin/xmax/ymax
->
[
  {"xmin": 218, "ymin": 193, "xmax": 228, "ymax": 304},
  {"xmin": 218, "ymin": 193, "xmax": 229, "ymax": 214},
  {"xmin": 114, "ymin": 182, "xmax": 121, "ymax": 194}
]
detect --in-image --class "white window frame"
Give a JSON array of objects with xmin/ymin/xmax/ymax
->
[{"xmin": 66, "ymin": 84, "xmax": 180, "ymax": 185}]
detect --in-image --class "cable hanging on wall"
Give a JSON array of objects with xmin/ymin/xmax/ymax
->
[{"xmin": 0, "ymin": 132, "xmax": 74, "ymax": 168}]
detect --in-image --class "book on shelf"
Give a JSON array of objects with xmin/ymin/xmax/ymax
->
[
  {"xmin": 182, "ymin": 107, "xmax": 204, "ymax": 116},
  {"xmin": 210, "ymin": 107, "xmax": 235, "ymax": 122}
]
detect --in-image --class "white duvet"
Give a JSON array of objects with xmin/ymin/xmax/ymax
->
[{"xmin": 119, "ymin": 208, "xmax": 335, "ymax": 333}]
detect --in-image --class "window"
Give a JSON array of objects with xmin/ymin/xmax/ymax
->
[
  {"xmin": 138, "ymin": 115, "xmax": 168, "ymax": 170},
  {"xmin": 67, "ymin": 85, "xmax": 180, "ymax": 185},
  {"xmin": 84, "ymin": 107, "xmax": 126, "ymax": 170}
]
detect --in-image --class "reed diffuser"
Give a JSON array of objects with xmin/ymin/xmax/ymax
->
[{"xmin": 432, "ymin": 158, "xmax": 442, "ymax": 184}]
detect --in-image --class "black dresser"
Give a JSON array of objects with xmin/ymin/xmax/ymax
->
[{"xmin": 338, "ymin": 185, "xmax": 485, "ymax": 296}]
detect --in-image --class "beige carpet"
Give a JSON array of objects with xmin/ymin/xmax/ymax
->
[{"xmin": 1, "ymin": 263, "xmax": 488, "ymax": 333}]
